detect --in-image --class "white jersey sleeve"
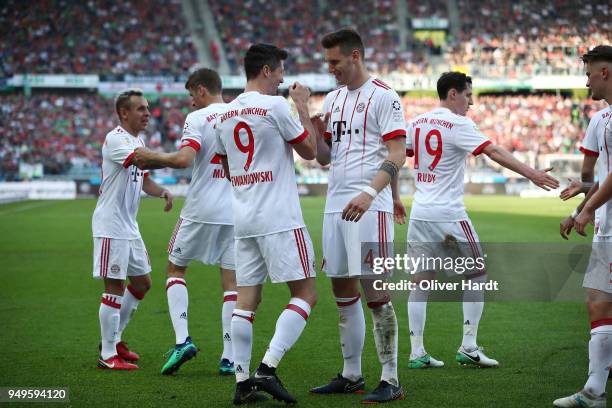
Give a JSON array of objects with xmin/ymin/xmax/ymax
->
[
  {"xmin": 272, "ymin": 99, "xmax": 307, "ymax": 143},
  {"xmin": 453, "ymin": 118, "xmax": 491, "ymax": 155},
  {"xmin": 580, "ymin": 116, "xmax": 600, "ymax": 157},
  {"xmin": 107, "ymin": 131, "xmax": 138, "ymax": 167},
  {"xmin": 180, "ymin": 114, "xmax": 204, "ymax": 152},
  {"xmin": 375, "ymin": 89, "xmax": 407, "ymax": 142},
  {"xmin": 406, "ymin": 122, "xmax": 414, "ymax": 157}
]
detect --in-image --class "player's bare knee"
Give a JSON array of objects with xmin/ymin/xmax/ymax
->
[
  {"xmin": 129, "ymin": 274, "xmax": 152, "ymax": 294},
  {"xmin": 167, "ymin": 261, "xmax": 186, "ymax": 278},
  {"xmin": 331, "ymin": 277, "xmax": 359, "ymax": 298},
  {"xmin": 288, "ymin": 278, "xmax": 317, "ymax": 307},
  {"xmin": 586, "ymin": 297, "xmax": 612, "ymax": 321},
  {"xmin": 220, "ymin": 268, "xmax": 237, "ymax": 291},
  {"xmin": 104, "ymin": 278, "xmax": 124, "ymax": 295}
]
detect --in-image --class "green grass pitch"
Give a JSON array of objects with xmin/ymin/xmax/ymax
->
[{"xmin": 0, "ymin": 195, "xmax": 608, "ymax": 407}]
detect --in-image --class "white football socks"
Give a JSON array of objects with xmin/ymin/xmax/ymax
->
[
  {"xmin": 222, "ymin": 291, "xmax": 237, "ymax": 362},
  {"xmin": 336, "ymin": 295, "xmax": 365, "ymax": 381},
  {"xmin": 166, "ymin": 277, "xmax": 189, "ymax": 344},
  {"xmin": 117, "ymin": 284, "xmax": 144, "ymax": 341},
  {"xmin": 408, "ymin": 287, "xmax": 429, "ymax": 359},
  {"xmin": 370, "ymin": 302, "xmax": 399, "ymax": 387},
  {"xmin": 231, "ymin": 309, "xmax": 255, "ymax": 383},
  {"xmin": 100, "ymin": 293, "xmax": 122, "ymax": 360},
  {"xmin": 462, "ymin": 274, "xmax": 485, "ymax": 350},
  {"xmin": 262, "ymin": 297, "xmax": 311, "ymax": 368},
  {"xmin": 584, "ymin": 322, "xmax": 612, "ymax": 397}
]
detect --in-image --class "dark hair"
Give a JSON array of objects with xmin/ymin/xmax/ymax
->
[
  {"xmin": 582, "ymin": 45, "xmax": 612, "ymax": 64},
  {"xmin": 185, "ymin": 68, "xmax": 222, "ymax": 95},
  {"xmin": 321, "ymin": 28, "xmax": 365, "ymax": 58},
  {"xmin": 115, "ymin": 88, "xmax": 144, "ymax": 117},
  {"xmin": 436, "ymin": 72, "xmax": 472, "ymax": 100},
  {"xmin": 244, "ymin": 43, "xmax": 288, "ymax": 81}
]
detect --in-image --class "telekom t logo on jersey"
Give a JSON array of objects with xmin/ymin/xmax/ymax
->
[{"xmin": 332, "ymin": 120, "xmax": 360, "ymax": 142}]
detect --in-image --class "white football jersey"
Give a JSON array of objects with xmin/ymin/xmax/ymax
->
[
  {"xmin": 214, "ymin": 91, "xmax": 307, "ymax": 238},
  {"xmin": 179, "ymin": 103, "xmax": 232, "ymax": 224},
  {"xmin": 579, "ymin": 106, "xmax": 609, "ymax": 231},
  {"xmin": 406, "ymin": 107, "xmax": 491, "ymax": 222},
  {"xmin": 322, "ymin": 77, "xmax": 406, "ymax": 214},
  {"xmin": 92, "ymin": 126, "xmax": 147, "ymax": 239},
  {"xmin": 581, "ymin": 106, "xmax": 612, "ymax": 236}
]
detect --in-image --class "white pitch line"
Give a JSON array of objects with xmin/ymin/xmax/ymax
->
[{"xmin": 0, "ymin": 201, "xmax": 55, "ymax": 216}]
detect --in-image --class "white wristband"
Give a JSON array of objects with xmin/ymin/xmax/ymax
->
[
  {"xmin": 160, "ymin": 189, "xmax": 167, "ymax": 198},
  {"xmin": 571, "ymin": 209, "xmax": 578, "ymax": 219},
  {"xmin": 362, "ymin": 186, "xmax": 378, "ymax": 199}
]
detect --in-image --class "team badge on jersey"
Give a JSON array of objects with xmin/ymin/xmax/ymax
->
[{"xmin": 356, "ymin": 102, "xmax": 366, "ymax": 113}]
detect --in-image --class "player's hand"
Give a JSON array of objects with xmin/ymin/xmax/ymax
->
[
  {"xmin": 559, "ymin": 178, "xmax": 583, "ymax": 201},
  {"xmin": 529, "ymin": 167, "xmax": 559, "ymax": 191},
  {"xmin": 289, "ymin": 82, "xmax": 311, "ymax": 107},
  {"xmin": 133, "ymin": 147, "xmax": 153, "ymax": 169},
  {"xmin": 574, "ymin": 207, "xmax": 594, "ymax": 236},
  {"xmin": 311, "ymin": 112, "xmax": 330, "ymax": 137},
  {"xmin": 161, "ymin": 189, "xmax": 173, "ymax": 212},
  {"xmin": 559, "ymin": 215, "xmax": 574, "ymax": 240},
  {"xmin": 342, "ymin": 192, "xmax": 373, "ymax": 222},
  {"xmin": 393, "ymin": 198, "xmax": 406, "ymax": 225}
]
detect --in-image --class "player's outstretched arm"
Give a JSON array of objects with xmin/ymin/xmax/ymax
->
[
  {"xmin": 575, "ymin": 175, "xmax": 612, "ymax": 236},
  {"xmin": 342, "ymin": 137, "xmax": 406, "ymax": 222},
  {"xmin": 133, "ymin": 147, "xmax": 196, "ymax": 170},
  {"xmin": 142, "ymin": 176, "xmax": 173, "ymax": 212},
  {"xmin": 288, "ymin": 83, "xmax": 317, "ymax": 160},
  {"xmin": 560, "ymin": 154, "xmax": 596, "ymax": 200},
  {"xmin": 561, "ymin": 183, "xmax": 599, "ymax": 239},
  {"xmin": 482, "ymin": 144, "xmax": 559, "ymax": 190}
]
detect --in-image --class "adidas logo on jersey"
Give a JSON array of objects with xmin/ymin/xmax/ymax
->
[
  {"xmin": 236, "ymin": 365, "xmax": 243, "ymax": 373},
  {"xmin": 180, "ymin": 312, "xmax": 187, "ymax": 319},
  {"xmin": 173, "ymin": 247, "xmax": 182, "ymax": 254},
  {"xmin": 223, "ymin": 333, "xmax": 231, "ymax": 341},
  {"xmin": 333, "ymin": 106, "xmax": 340, "ymax": 113}
]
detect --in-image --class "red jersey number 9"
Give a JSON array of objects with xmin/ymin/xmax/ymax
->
[
  {"xmin": 414, "ymin": 127, "xmax": 443, "ymax": 171},
  {"xmin": 234, "ymin": 122, "xmax": 254, "ymax": 172}
]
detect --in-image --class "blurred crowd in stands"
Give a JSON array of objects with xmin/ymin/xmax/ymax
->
[
  {"xmin": 1, "ymin": 92, "xmax": 607, "ymax": 180},
  {"xmin": 445, "ymin": 0, "xmax": 611, "ymax": 77},
  {"xmin": 1, "ymin": 0, "xmax": 197, "ymax": 77},
  {"xmin": 3, "ymin": 0, "xmax": 608, "ymax": 78}
]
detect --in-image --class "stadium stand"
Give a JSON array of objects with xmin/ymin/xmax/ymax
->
[
  {"xmin": 0, "ymin": 0, "xmax": 198, "ymax": 76},
  {"xmin": 446, "ymin": 0, "xmax": 611, "ymax": 77}
]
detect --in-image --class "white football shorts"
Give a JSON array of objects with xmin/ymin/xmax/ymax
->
[
  {"xmin": 322, "ymin": 211, "xmax": 394, "ymax": 278},
  {"xmin": 167, "ymin": 217, "xmax": 235, "ymax": 270},
  {"xmin": 93, "ymin": 237, "xmax": 151, "ymax": 280},
  {"xmin": 407, "ymin": 219, "xmax": 486, "ymax": 277},
  {"xmin": 236, "ymin": 227, "xmax": 315, "ymax": 286},
  {"xmin": 583, "ymin": 235, "xmax": 612, "ymax": 295}
]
